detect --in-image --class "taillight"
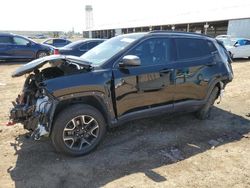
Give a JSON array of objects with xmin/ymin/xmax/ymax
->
[{"xmin": 54, "ymin": 49, "xmax": 59, "ymax": 55}]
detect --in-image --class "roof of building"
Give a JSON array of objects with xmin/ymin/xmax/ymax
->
[{"xmin": 85, "ymin": 3, "xmax": 250, "ymax": 31}]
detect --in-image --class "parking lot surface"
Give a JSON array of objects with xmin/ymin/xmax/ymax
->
[{"xmin": 0, "ymin": 60, "xmax": 250, "ymax": 188}]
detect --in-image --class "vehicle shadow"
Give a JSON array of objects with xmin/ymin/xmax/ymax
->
[{"xmin": 8, "ymin": 107, "xmax": 250, "ymax": 188}]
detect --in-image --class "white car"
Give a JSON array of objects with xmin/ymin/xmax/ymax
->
[{"xmin": 225, "ymin": 38, "xmax": 250, "ymax": 59}]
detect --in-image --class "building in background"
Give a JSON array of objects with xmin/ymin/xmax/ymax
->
[{"xmin": 83, "ymin": 3, "xmax": 250, "ymax": 39}]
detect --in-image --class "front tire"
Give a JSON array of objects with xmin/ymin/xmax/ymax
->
[
  {"xmin": 196, "ymin": 87, "xmax": 219, "ymax": 120},
  {"xmin": 51, "ymin": 104, "xmax": 106, "ymax": 156}
]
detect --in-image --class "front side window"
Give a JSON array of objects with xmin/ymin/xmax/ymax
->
[
  {"xmin": 125, "ymin": 38, "xmax": 175, "ymax": 66},
  {"xmin": 176, "ymin": 38, "xmax": 211, "ymax": 60},
  {"xmin": 13, "ymin": 37, "xmax": 30, "ymax": 45}
]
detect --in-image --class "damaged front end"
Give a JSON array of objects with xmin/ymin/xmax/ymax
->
[
  {"xmin": 9, "ymin": 55, "xmax": 91, "ymax": 140},
  {"xmin": 10, "ymin": 87, "xmax": 55, "ymax": 140}
]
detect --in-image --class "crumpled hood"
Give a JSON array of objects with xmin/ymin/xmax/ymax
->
[{"xmin": 12, "ymin": 55, "xmax": 91, "ymax": 77}]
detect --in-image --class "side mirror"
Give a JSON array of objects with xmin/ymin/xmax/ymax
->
[{"xmin": 119, "ymin": 55, "xmax": 141, "ymax": 67}]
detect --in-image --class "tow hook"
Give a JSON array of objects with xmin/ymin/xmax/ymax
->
[
  {"xmin": 6, "ymin": 121, "xmax": 16, "ymax": 126},
  {"xmin": 217, "ymin": 89, "xmax": 224, "ymax": 104}
]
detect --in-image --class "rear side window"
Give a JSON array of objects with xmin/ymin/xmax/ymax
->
[
  {"xmin": 0, "ymin": 36, "xmax": 12, "ymax": 44},
  {"xmin": 176, "ymin": 38, "xmax": 211, "ymax": 60}
]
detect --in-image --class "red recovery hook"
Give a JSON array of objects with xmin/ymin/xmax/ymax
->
[{"xmin": 6, "ymin": 121, "xmax": 16, "ymax": 126}]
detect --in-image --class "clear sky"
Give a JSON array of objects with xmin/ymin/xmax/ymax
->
[{"xmin": 0, "ymin": 0, "xmax": 248, "ymax": 32}]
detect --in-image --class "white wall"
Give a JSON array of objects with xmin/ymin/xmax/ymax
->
[{"xmin": 227, "ymin": 19, "xmax": 250, "ymax": 38}]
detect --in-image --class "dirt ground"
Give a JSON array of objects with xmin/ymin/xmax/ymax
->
[{"xmin": 0, "ymin": 60, "xmax": 250, "ymax": 188}]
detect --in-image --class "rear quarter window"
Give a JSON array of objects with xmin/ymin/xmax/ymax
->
[{"xmin": 176, "ymin": 38, "xmax": 211, "ymax": 60}]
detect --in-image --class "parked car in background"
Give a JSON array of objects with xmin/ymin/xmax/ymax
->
[
  {"xmin": 226, "ymin": 38, "xmax": 250, "ymax": 59},
  {"xmin": 215, "ymin": 35, "xmax": 234, "ymax": 46},
  {"xmin": 35, "ymin": 34, "xmax": 47, "ymax": 39},
  {"xmin": 0, "ymin": 33, "xmax": 52, "ymax": 61},
  {"xmin": 42, "ymin": 38, "xmax": 71, "ymax": 48},
  {"xmin": 55, "ymin": 39, "xmax": 106, "ymax": 56},
  {"xmin": 10, "ymin": 31, "xmax": 233, "ymax": 156},
  {"xmin": 216, "ymin": 35, "xmax": 250, "ymax": 59}
]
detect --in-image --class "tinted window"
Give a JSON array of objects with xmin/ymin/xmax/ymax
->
[
  {"xmin": 13, "ymin": 37, "xmax": 30, "ymax": 45},
  {"xmin": 88, "ymin": 41, "xmax": 100, "ymax": 49},
  {"xmin": 54, "ymin": 39, "xmax": 66, "ymax": 44},
  {"xmin": 245, "ymin": 40, "xmax": 250, "ymax": 45},
  {"xmin": 0, "ymin": 36, "xmax": 12, "ymax": 44},
  {"xmin": 126, "ymin": 38, "xmax": 175, "ymax": 66},
  {"xmin": 79, "ymin": 44, "xmax": 88, "ymax": 51},
  {"xmin": 176, "ymin": 38, "xmax": 210, "ymax": 60}
]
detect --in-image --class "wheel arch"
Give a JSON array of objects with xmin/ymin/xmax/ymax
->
[
  {"xmin": 49, "ymin": 93, "xmax": 114, "ymax": 134},
  {"xmin": 205, "ymin": 79, "xmax": 224, "ymax": 101}
]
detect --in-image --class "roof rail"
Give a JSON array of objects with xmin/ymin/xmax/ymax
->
[{"xmin": 149, "ymin": 30, "xmax": 213, "ymax": 38}]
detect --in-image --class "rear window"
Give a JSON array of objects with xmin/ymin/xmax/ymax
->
[
  {"xmin": 54, "ymin": 39, "xmax": 66, "ymax": 44},
  {"xmin": 176, "ymin": 38, "xmax": 211, "ymax": 60},
  {"xmin": 0, "ymin": 36, "xmax": 12, "ymax": 44}
]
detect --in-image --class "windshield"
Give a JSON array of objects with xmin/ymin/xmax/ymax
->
[{"xmin": 80, "ymin": 33, "xmax": 146, "ymax": 66}]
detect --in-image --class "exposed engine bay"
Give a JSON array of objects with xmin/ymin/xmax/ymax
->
[{"xmin": 9, "ymin": 56, "xmax": 91, "ymax": 140}]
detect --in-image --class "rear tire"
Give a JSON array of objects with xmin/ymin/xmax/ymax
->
[
  {"xmin": 51, "ymin": 104, "xmax": 106, "ymax": 156},
  {"xmin": 196, "ymin": 87, "xmax": 219, "ymax": 120}
]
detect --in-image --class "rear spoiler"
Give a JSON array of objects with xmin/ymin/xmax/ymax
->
[{"xmin": 216, "ymin": 39, "xmax": 233, "ymax": 64}]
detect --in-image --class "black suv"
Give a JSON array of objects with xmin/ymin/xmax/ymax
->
[{"xmin": 9, "ymin": 31, "xmax": 233, "ymax": 156}]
